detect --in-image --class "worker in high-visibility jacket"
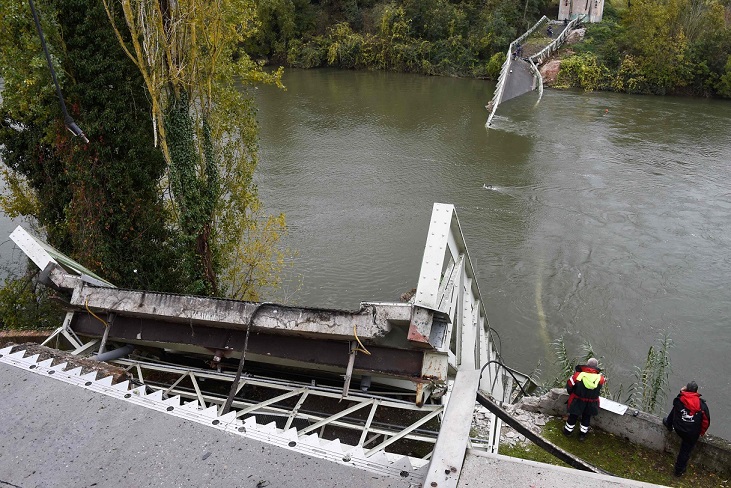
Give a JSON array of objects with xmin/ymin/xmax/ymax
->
[{"xmin": 563, "ymin": 357, "xmax": 606, "ymax": 441}]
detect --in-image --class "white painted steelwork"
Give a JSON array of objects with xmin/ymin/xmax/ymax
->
[
  {"xmin": 486, "ymin": 16, "xmax": 548, "ymax": 127},
  {"xmin": 414, "ymin": 204, "xmax": 512, "ymax": 399},
  {"xmin": 486, "ymin": 16, "xmax": 585, "ymax": 127},
  {"xmin": 0, "ymin": 345, "xmax": 430, "ymax": 485},
  {"xmin": 10, "ymin": 225, "xmax": 114, "ymax": 287},
  {"xmin": 423, "ymin": 370, "xmax": 482, "ymax": 488},
  {"xmin": 8, "ymin": 202, "xmax": 537, "ymax": 476}
]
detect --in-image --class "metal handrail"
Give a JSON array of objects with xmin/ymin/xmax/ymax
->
[{"xmin": 486, "ymin": 15, "xmax": 549, "ymax": 127}]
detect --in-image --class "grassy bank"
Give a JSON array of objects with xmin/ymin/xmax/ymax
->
[{"xmin": 499, "ymin": 418, "xmax": 727, "ymax": 487}]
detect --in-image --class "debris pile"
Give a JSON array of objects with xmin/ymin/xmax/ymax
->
[
  {"xmin": 471, "ymin": 401, "xmax": 557, "ymax": 447},
  {"xmin": 6, "ymin": 342, "xmax": 130, "ymax": 384}
]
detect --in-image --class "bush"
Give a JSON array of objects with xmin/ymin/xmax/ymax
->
[
  {"xmin": 0, "ymin": 271, "xmax": 63, "ymax": 331},
  {"xmin": 287, "ymin": 38, "xmax": 327, "ymax": 68},
  {"xmin": 555, "ymin": 53, "xmax": 610, "ymax": 91},
  {"xmin": 486, "ymin": 51, "xmax": 506, "ymax": 80},
  {"xmin": 716, "ymin": 55, "xmax": 731, "ymax": 98}
]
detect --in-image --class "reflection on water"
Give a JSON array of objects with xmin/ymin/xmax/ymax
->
[{"xmin": 255, "ymin": 69, "xmax": 731, "ymax": 438}]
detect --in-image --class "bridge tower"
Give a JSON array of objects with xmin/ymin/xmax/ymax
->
[{"xmin": 559, "ymin": 0, "xmax": 605, "ymax": 23}]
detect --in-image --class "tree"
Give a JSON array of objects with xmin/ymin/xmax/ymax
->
[
  {"xmin": 102, "ymin": 0, "xmax": 288, "ymax": 298},
  {"xmin": 618, "ymin": 0, "xmax": 693, "ymax": 94},
  {"xmin": 0, "ymin": 0, "xmax": 181, "ymax": 291}
]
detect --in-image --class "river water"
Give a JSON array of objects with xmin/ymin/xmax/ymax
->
[
  {"xmin": 1, "ymin": 68, "xmax": 729, "ymax": 438},
  {"xmin": 254, "ymin": 68, "xmax": 731, "ymax": 438}
]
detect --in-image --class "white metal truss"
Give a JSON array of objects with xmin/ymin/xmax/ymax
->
[
  {"xmin": 10, "ymin": 225, "xmax": 114, "ymax": 287},
  {"xmin": 414, "ymin": 204, "xmax": 513, "ymax": 398},
  {"xmin": 9, "ymin": 203, "xmax": 536, "ymax": 460},
  {"xmin": 414, "ymin": 203, "xmax": 530, "ymax": 454},
  {"xmin": 0, "ymin": 346, "xmax": 435, "ymax": 485}
]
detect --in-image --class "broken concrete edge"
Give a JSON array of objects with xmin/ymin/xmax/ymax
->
[
  {"xmin": 49, "ymin": 266, "xmax": 417, "ymax": 341},
  {"xmin": 518, "ymin": 388, "xmax": 731, "ymax": 478},
  {"xmin": 5, "ymin": 342, "xmax": 130, "ymax": 383}
]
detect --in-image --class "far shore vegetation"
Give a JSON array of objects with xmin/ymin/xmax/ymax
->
[{"xmin": 249, "ymin": 0, "xmax": 731, "ymax": 98}]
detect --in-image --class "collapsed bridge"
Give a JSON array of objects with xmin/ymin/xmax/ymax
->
[
  {"xmin": 1, "ymin": 202, "xmax": 659, "ymax": 487},
  {"xmin": 3, "ymin": 202, "xmax": 541, "ymax": 486}
]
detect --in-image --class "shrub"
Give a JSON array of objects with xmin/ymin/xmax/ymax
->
[{"xmin": 555, "ymin": 53, "xmax": 609, "ymax": 91}]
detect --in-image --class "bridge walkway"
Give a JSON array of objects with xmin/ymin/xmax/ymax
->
[{"xmin": 486, "ymin": 16, "xmax": 584, "ymax": 126}]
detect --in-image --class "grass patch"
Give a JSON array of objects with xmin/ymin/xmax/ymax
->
[{"xmin": 498, "ymin": 419, "xmax": 727, "ymax": 487}]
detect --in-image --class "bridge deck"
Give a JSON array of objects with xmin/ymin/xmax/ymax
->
[
  {"xmin": 0, "ymin": 355, "xmax": 663, "ymax": 488},
  {"xmin": 501, "ymin": 58, "xmax": 535, "ymax": 104},
  {"xmin": 0, "ymin": 362, "xmax": 408, "ymax": 488}
]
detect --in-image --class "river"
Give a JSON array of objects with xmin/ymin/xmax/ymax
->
[
  {"xmin": 1, "ymin": 68, "xmax": 729, "ymax": 439},
  {"xmin": 253, "ymin": 68, "xmax": 731, "ymax": 439}
]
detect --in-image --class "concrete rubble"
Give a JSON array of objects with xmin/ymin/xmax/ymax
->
[{"xmin": 471, "ymin": 400, "xmax": 556, "ymax": 447}]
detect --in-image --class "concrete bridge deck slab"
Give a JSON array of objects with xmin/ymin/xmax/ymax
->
[
  {"xmin": 0, "ymin": 362, "xmax": 408, "ymax": 488},
  {"xmin": 458, "ymin": 450, "xmax": 666, "ymax": 488},
  {"xmin": 0, "ymin": 360, "xmax": 666, "ymax": 488}
]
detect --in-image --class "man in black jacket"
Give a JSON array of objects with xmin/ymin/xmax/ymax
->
[
  {"xmin": 663, "ymin": 381, "xmax": 710, "ymax": 477},
  {"xmin": 563, "ymin": 357, "xmax": 606, "ymax": 441}
]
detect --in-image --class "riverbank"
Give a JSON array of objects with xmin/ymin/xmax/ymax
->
[
  {"xmin": 471, "ymin": 391, "xmax": 731, "ymax": 486},
  {"xmin": 253, "ymin": 0, "xmax": 731, "ymax": 99}
]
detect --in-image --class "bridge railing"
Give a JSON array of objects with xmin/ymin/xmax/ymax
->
[
  {"xmin": 527, "ymin": 16, "xmax": 585, "ymax": 100},
  {"xmin": 413, "ymin": 203, "xmax": 524, "ymax": 401},
  {"xmin": 530, "ymin": 16, "xmax": 584, "ymax": 66},
  {"xmin": 486, "ymin": 16, "xmax": 549, "ymax": 127}
]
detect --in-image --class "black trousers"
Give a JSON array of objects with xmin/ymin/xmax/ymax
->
[
  {"xmin": 567, "ymin": 412, "xmax": 592, "ymax": 428},
  {"xmin": 674, "ymin": 435, "xmax": 698, "ymax": 475},
  {"xmin": 666, "ymin": 407, "xmax": 699, "ymax": 474}
]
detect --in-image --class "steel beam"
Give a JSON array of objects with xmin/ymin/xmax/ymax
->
[
  {"xmin": 70, "ymin": 313, "xmax": 427, "ymax": 379},
  {"xmin": 423, "ymin": 370, "xmax": 481, "ymax": 488}
]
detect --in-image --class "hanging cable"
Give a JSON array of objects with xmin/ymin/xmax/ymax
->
[
  {"xmin": 352, "ymin": 324, "xmax": 371, "ymax": 355},
  {"xmin": 28, "ymin": 0, "xmax": 89, "ymax": 143},
  {"xmin": 221, "ymin": 303, "xmax": 272, "ymax": 415},
  {"xmin": 85, "ymin": 297, "xmax": 108, "ymax": 328},
  {"xmin": 479, "ymin": 359, "xmax": 529, "ymax": 398}
]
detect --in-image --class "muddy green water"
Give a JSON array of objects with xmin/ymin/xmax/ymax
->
[
  {"xmin": 1, "ymin": 69, "xmax": 729, "ymax": 438},
  {"xmin": 254, "ymin": 68, "xmax": 731, "ymax": 438}
]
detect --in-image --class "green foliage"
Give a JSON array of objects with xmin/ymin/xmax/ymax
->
[
  {"xmin": 548, "ymin": 336, "xmax": 598, "ymax": 387},
  {"xmin": 0, "ymin": 270, "xmax": 63, "ymax": 331},
  {"xmin": 486, "ymin": 52, "xmax": 506, "ymax": 80},
  {"xmin": 718, "ymin": 55, "xmax": 731, "ymax": 98},
  {"xmin": 2, "ymin": 0, "xmax": 289, "ymax": 306},
  {"xmin": 277, "ymin": 0, "xmax": 551, "ymax": 77},
  {"xmin": 500, "ymin": 418, "xmax": 725, "ymax": 485},
  {"xmin": 327, "ymin": 22, "xmax": 367, "ymax": 68},
  {"xmin": 626, "ymin": 334, "xmax": 672, "ymax": 415},
  {"xmin": 103, "ymin": 0, "xmax": 289, "ymax": 300},
  {"xmin": 574, "ymin": 15, "xmax": 624, "ymax": 69},
  {"xmin": 402, "ymin": 0, "xmax": 469, "ymax": 42},
  {"xmin": 546, "ymin": 333, "xmax": 673, "ymax": 416},
  {"xmin": 165, "ymin": 92, "xmax": 220, "ymax": 295},
  {"xmin": 0, "ymin": 0, "xmax": 181, "ymax": 291},
  {"xmin": 287, "ymin": 37, "xmax": 328, "ymax": 68},
  {"xmin": 263, "ymin": 0, "xmax": 730, "ymax": 98},
  {"xmin": 555, "ymin": 53, "xmax": 610, "ymax": 91}
]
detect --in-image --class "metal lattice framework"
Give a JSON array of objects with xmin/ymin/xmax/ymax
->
[
  {"xmin": 0, "ymin": 345, "xmax": 432, "ymax": 485},
  {"xmin": 7, "ymin": 203, "xmax": 537, "ymax": 486}
]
